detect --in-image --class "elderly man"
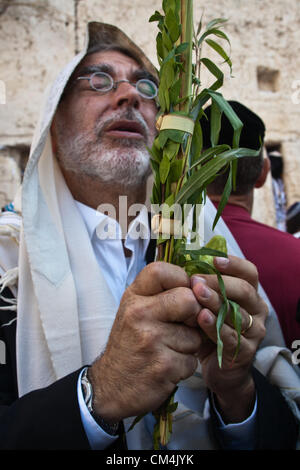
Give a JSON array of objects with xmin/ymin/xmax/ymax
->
[{"xmin": 0, "ymin": 22, "xmax": 299, "ymax": 450}]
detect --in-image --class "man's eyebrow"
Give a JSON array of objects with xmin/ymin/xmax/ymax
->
[
  {"xmin": 131, "ymin": 68, "xmax": 158, "ymax": 85},
  {"xmin": 76, "ymin": 63, "xmax": 158, "ymax": 85},
  {"xmin": 76, "ymin": 63, "xmax": 114, "ymax": 77}
]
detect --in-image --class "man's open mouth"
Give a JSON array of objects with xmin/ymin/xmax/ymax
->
[{"xmin": 104, "ymin": 120, "xmax": 146, "ymax": 140}]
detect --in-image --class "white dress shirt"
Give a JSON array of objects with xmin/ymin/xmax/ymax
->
[{"xmin": 75, "ymin": 201, "xmax": 257, "ymax": 450}]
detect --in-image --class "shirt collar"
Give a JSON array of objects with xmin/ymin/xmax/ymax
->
[
  {"xmin": 75, "ymin": 200, "xmax": 107, "ymax": 240},
  {"xmin": 75, "ymin": 200, "xmax": 150, "ymax": 243},
  {"xmin": 127, "ymin": 204, "xmax": 150, "ymax": 242}
]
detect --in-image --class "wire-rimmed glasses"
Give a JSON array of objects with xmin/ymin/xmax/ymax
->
[{"xmin": 77, "ymin": 71, "xmax": 158, "ymax": 100}]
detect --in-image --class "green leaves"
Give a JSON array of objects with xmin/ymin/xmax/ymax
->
[
  {"xmin": 169, "ymin": 158, "xmax": 184, "ymax": 182},
  {"xmin": 200, "ymin": 58, "xmax": 224, "ymax": 91},
  {"xmin": 149, "ymin": 10, "xmax": 164, "ymax": 23},
  {"xmin": 206, "ymin": 17, "xmax": 228, "ymax": 30},
  {"xmin": 159, "ymin": 154, "xmax": 171, "ymax": 183},
  {"xmin": 165, "ymin": 8, "xmax": 181, "ymax": 42},
  {"xmin": 190, "ymin": 120, "xmax": 203, "ymax": 165},
  {"xmin": 145, "ymin": 1, "xmax": 255, "ymax": 449},
  {"xmin": 216, "ymin": 298, "xmax": 242, "ymax": 368},
  {"xmin": 153, "ymin": 2, "xmax": 185, "ymax": 113},
  {"xmin": 164, "ymin": 140, "xmax": 180, "ymax": 160},
  {"xmin": 198, "ymin": 28, "xmax": 230, "ymax": 48},
  {"xmin": 174, "ymin": 147, "xmax": 248, "ymax": 205},
  {"xmin": 192, "ymin": 16, "xmax": 231, "ymax": 102},
  {"xmin": 213, "ymin": 165, "xmax": 232, "ymax": 229},
  {"xmin": 229, "ymin": 300, "xmax": 242, "ymax": 362},
  {"xmin": 205, "ymin": 38, "xmax": 232, "ymax": 72},
  {"xmin": 210, "ymin": 99, "xmax": 222, "ymax": 146},
  {"xmin": 206, "ymin": 90, "xmax": 243, "ymax": 148}
]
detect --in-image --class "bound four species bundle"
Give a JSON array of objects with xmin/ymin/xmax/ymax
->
[{"xmin": 130, "ymin": 0, "xmax": 259, "ymax": 449}]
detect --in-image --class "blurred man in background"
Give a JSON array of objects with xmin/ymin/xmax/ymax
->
[{"xmin": 201, "ymin": 101, "xmax": 300, "ymax": 350}]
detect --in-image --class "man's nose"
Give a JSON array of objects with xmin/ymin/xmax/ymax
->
[{"xmin": 110, "ymin": 81, "xmax": 141, "ymax": 109}]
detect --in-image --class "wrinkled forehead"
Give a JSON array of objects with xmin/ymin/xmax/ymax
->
[
  {"xmin": 63, "ymin": 47, "xmax": 158, "ymax": 96},
  {"xmin": 74, "ymin": 49, "xmax": 148, "ymax": 79}
]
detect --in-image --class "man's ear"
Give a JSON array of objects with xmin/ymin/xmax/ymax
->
[{"xmin": 255, "ymin": 157, "xmax": 271, "ymax": 188}]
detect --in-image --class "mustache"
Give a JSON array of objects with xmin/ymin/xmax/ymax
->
[{"xmin": 94, "ymin": 108, "xmax": 149, "ymax": 141}]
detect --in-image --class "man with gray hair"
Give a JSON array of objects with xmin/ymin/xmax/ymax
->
[{"xmin": 0, "ymin": 23, "xmax": 299, "ymax": 450}]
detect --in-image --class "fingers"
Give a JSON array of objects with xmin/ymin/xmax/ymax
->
[
  {"xmin": 197, "ymin": 308, "xmax": 243, "ymax": 361},
  {"xmin": 191, "ymin": 272, "xmax": 268, "ymax": 353},
  {"xmin": 132, "ymin": 286, "xmax": 201, "ymax": 326},
  {"xmin": 197, "ymin": 307, "xmax": 266, "ymax": 364},
  {"xmin": 154, "ymin": 287, "xmax": 201, "ymax": 325},
  {"xmin": 129, "ymin": 261, "xmax": 190, "ymax": 296},
  {"xmin": 157, "ymin": 349, "xmax": 199, "ymax": 385},
  {"xmin": 191, "ymin": 274, "xmax": 268, "ymax": 322},
  {"xmin": 161, "ymin": 322, "xmax": 202, "ymax": 354},
  {"xmin": 128, "ymin": 298, "xmax": 203, "ymax": 355},
  {"xmin": 213, "ymin": 255, "xmax": 259, "ymax": 290}
]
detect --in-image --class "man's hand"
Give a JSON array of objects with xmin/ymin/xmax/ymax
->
[
  {"xmin": 191, "ymin": 255, "xmax": 268, "ymax": 423},
  {"xmin": 88, "ymin": 262, "xmax": 202, "ymax": 424}
]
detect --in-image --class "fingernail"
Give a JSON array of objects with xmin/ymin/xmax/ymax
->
[
  {"xmin": 194, "ymin": 282, "xmax": 211, "ymax": 299},
  {"xmin": 191, "ymin": 276, "xmax": 211, "ymax": 299},
  {"xmin": 202, "ymin": 309, "xmax": 214, "ymax": 325},
  {"xmin": 214, "ymin": 256, "xmax": 230, "ymax": 268},
  {"xmin": 191, "ymin": 276, "xmax": 207, "ymax": 288},
  {"xmin": 199, "ymin": 284, "xmax": 211, "ymax": 299}
]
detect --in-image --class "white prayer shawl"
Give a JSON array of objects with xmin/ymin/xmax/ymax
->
[{"xmin": 0, "ymin": 21, "xmax": 299, "ymax": 450}]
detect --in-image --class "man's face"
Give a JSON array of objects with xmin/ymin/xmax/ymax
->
[{"xmin": 51, "ymin": 50, "xmax": 158, "ymax": 187}]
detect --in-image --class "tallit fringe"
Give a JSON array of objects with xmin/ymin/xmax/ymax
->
[
  {"xmin": 0, "ymin": 294, "xmax": 17, "ymax": 305},
  {"xmin": 0, "ymin": 223, "xmax": 20, "ymax": 244},
  {"xmin": 0, "ymin": 267, "xmax": 18, "ymax": 310}
]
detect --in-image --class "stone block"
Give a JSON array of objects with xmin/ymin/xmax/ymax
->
[{"xmin": 0, "ymin": 0, "xmax": 75, "ymax": 147}]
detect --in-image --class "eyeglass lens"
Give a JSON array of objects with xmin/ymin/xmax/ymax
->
[
  {"xmin": 90, "ymin": 72, "xmax": 157, "ymax": 99},
  {"xmin": 91, "ymin": 72, "xmax": 112, "ymax": 92}
]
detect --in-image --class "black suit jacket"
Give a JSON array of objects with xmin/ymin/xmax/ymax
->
[{"xmin": 0, "ymin": 239, "xmax": 299, "ymax": 449}]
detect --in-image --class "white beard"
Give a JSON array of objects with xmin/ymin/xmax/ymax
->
[
  {"xmin": 55, "ymin": 109, "xmax": 152, "ymax": 187},
  {"xmin": 58, "ymin": 133, "xmax": 150, "ymax": 186}
]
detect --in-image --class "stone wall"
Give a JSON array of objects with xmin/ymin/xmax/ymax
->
[{"xmin": 0, "ymin": 0, "xmax": 299, "ymax": 229}]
